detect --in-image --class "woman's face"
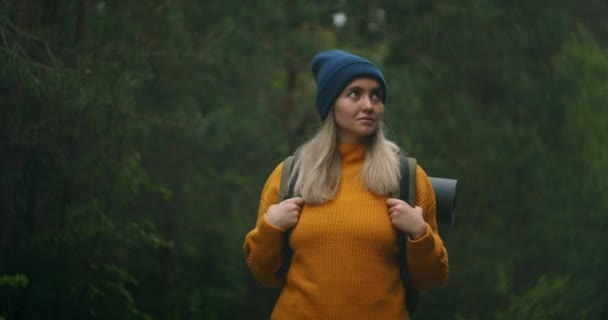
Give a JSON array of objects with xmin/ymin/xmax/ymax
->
[{"xmin": 333, "ymin": 77, "xmax": 384, "ymax": 143}]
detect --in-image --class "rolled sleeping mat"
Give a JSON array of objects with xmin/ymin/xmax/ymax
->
[{"xmin": 429, "ymin": 177, "xmax": 459, "ymax": 226}]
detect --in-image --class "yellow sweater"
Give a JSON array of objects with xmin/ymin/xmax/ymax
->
[{"xmin": 244, "ymin": 144, "xmax": 449, "ymax": 320}]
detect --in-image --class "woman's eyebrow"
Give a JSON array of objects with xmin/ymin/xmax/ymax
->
[{"xmin": 343, "ymin": 84, "xmax": 381, "ymax": 92}]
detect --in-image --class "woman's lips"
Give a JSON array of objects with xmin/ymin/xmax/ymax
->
[{"xmin": 357, "ymin": 117, "xmax": 375, "ymax": 123}]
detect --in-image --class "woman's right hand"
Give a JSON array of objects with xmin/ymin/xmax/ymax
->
[{"xmin": 264, "ymin": 197, "xmax": 305, "ymax": 230}]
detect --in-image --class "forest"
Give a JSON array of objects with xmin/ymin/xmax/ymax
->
[{"xmin": 1, "ymin": 0, "xmax": 607, "ymax": 319}]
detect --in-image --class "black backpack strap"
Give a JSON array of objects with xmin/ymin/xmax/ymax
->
[
  {"xmin": 397, "ymin": 155, "xmax": 419, "ymax": 317},
  {"xmin": 275, "ymin": 154, "xmax": 298, "ymax": 279},
  {"xmin": 278, "ymin": 155, "xmax": 295, "ymax": 202},
  {"xmin": 406, "ymin": 157, "xmax": 417, "ymax": 206},
  {"xmin": 393, "ymin": 156, "xmax": 416, "ymax": 205}
]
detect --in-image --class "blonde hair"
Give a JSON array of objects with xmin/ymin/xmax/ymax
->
[{"xmin": 291, "ymin": 111, "xmax": 402, "ymax": 204}]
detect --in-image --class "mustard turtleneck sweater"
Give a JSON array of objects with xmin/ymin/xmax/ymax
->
[{"xmin": 244, "ymin": 144, "xmax": 449, "ymax": 320}]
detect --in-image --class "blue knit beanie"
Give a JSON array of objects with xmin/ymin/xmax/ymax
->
[{"xmin": 310, "ymin": 50, "xmax": 387, "ymax": 121}]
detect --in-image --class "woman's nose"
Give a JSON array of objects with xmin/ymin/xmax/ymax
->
[{"xmin": 361, "ymin": 96, "xmax": 373, "ymax": 111}]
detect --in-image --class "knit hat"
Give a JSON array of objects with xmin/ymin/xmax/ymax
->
[{"xmin": 310, "ymin": 49, "xmax": 387, "ymax": 121}]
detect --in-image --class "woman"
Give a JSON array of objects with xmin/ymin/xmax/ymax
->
[{"xmin": 244, "ymin": 49, "xmax": 448, "ymax": 319}]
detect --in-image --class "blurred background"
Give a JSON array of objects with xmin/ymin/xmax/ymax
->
[{"xmin": 1, "ymin": 0, "xmax": 607, "ymax": 319}]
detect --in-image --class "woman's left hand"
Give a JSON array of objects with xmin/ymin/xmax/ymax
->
[{"xmin": 386, "ymin": 198, "xmax": 428, "ymax": 240}]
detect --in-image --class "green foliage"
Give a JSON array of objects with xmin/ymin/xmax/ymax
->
[
  {"xmin": 495, "ymin": 275, "xmax": 590, "ymax": 320},
  {"xmin": 455, "ymin": 275, "xmax": 590, "ymax": 320},
  {"xmin": 558, "ymin": 27, "xmax": 608, "ymax": 195},
  {"xmin": 0, "ymin": 274, "xmax": 29, "ymax": 288}
]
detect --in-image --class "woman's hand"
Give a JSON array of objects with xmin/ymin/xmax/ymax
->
[
  {"xmin": 387, "ymin": 198, "xmax": 428, "ymax": 240},
  {"xmin": 264, "ymin": 197, "xmax": 305, "ymax": 230}
]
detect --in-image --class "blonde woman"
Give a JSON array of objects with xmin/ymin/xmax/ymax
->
[{"xmin": 244, "ymin": 50, "xmax": 448, "ymax": 319}]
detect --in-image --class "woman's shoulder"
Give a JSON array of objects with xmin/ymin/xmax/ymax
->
[
  {"xmin": 266, "ymin": 159, "xmax": 288, "ymax": 184},
  {"xmin": 258, "ymin": 159, "xmax": 289, "ymax": 206},
  {"xmin": 263, "ymin": 154, "xmax": 297, "ymax": 191},
  {"xmin": 414, "ymin": 163, "xmax": 435, "ymax": 211}
]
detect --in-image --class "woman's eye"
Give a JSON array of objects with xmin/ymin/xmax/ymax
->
[
  {"xmin": 371, "ymin": 91, "xmax": 382, "ymax": 101},
  {"xmin": 348, "ymin": 91, "xmax": 359, "ymax": 98}
]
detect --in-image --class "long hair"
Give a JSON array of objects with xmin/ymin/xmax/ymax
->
[{"xmin": 291, "ymin": 111, "xmax": 401, "ymax": 204}]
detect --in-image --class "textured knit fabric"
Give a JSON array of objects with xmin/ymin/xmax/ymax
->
[
  {"xmin": 310, "ymin": 50, "xmax": 387, "ymax": 120},
  {"xmin": 243, "ymin": 143, "xmax": 449, "ymax": 320}
]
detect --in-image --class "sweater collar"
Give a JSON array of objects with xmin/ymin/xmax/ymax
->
[{"xmin": 338, "ymin": 143, "xmax": 366, "ymax": 164}]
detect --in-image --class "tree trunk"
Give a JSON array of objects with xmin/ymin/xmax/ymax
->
[
  {"xmin": 75, "ymin": 0, "xmax": 91, "ymax": 44},
  {"xmin": 13, "ymin": 0, "xmax": 31, "ymax": 32}
]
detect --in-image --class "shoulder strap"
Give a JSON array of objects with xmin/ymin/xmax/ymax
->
[
  {"xmin": 407, "ymin": 157, "xmax": 417, "ymax": 206},
  {"xmin": 397, "ymin": 155, "xmax": 419, "ymax": 317},
  {"xmin": 393, "ymin": 156, "xmax": 417, "ymax": 206},
  {"xmin": 278, "ymin": 155, "xmax": 295, "ymax": 201},
  {"xmin": 276, "ymin": 154, "xmax": 298, "ymax": 279}
]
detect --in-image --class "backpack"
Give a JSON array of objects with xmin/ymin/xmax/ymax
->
[{"xmin": 275, "ymin": 153, "xmax": 421, "ymax": 317}]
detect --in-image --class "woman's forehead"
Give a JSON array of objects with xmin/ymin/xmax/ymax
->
[{"xmin": 344, "ymin": 77, "xmax": 381, "ymax": 89}]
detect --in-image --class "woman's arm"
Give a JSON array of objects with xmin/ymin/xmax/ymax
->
[
  {"xmin": 406, "ymin": 165, "xmax": 449, "ymax": 290},
  {"xmin": 243, "ymin": 162, "xmax": 287, "ymax": 287}
]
